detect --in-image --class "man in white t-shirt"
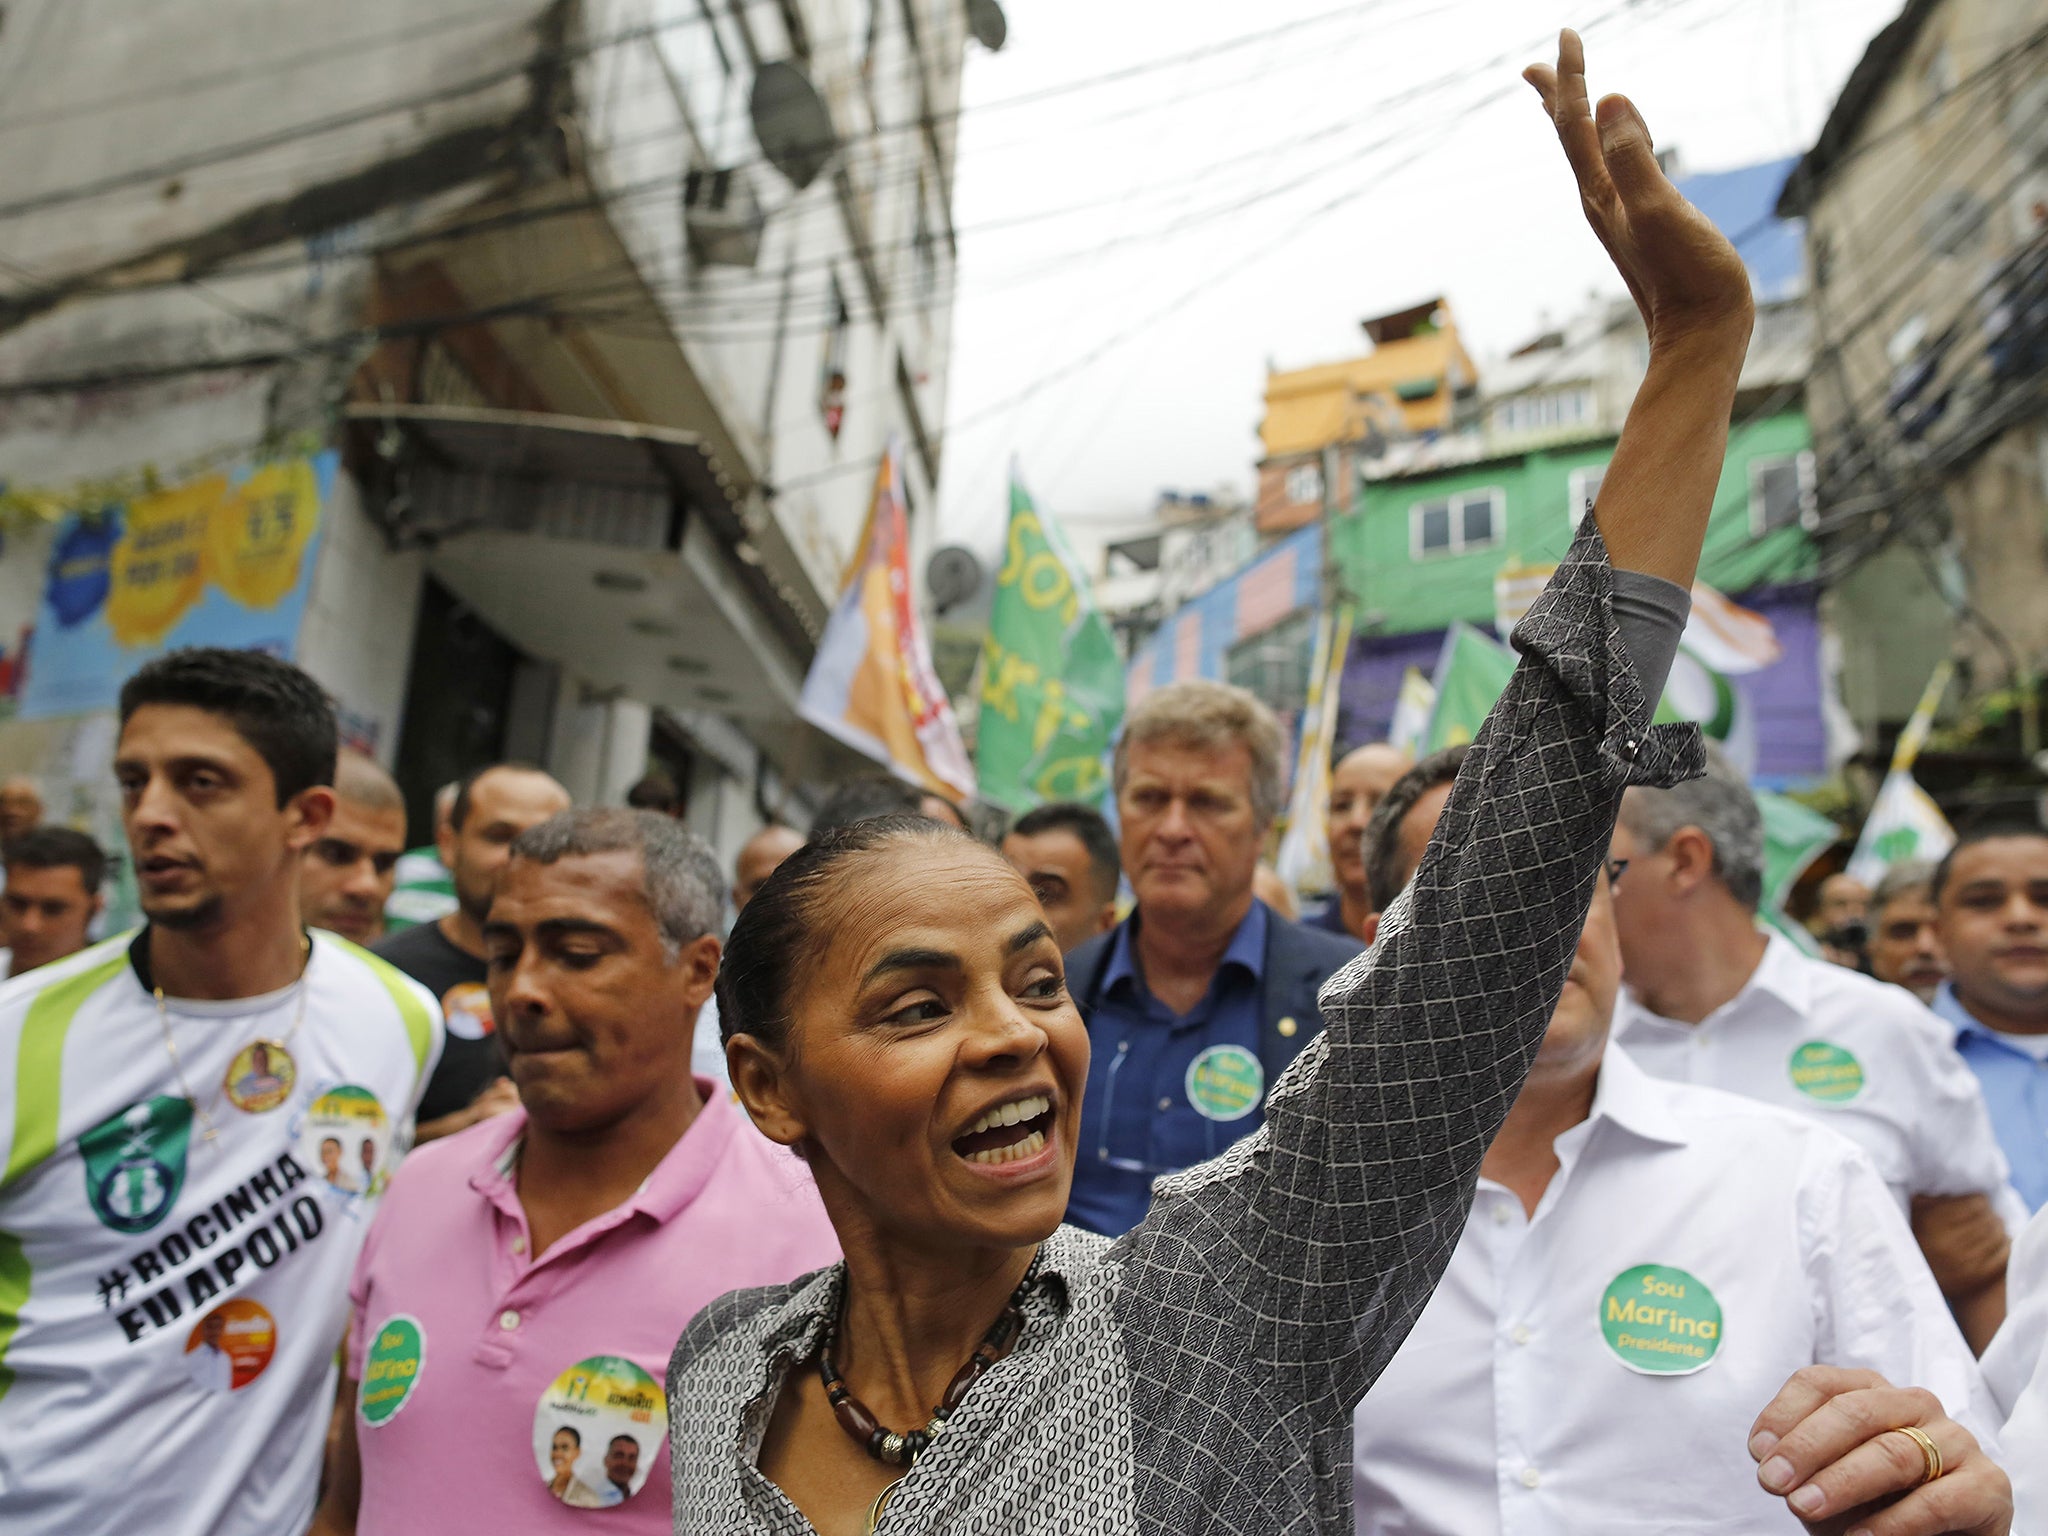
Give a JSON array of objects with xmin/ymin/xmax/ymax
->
[
  {"xmin": 1353, "ymin": 747, "xmax": 2009, "ymax": 1535},
  {"xmin": 1607, "ymin": 745, "xmax": 2021, "ymax": 1352},
  {"xmin": 0, "ymin": 648, "xmax": 442, "ymax": 1536}
]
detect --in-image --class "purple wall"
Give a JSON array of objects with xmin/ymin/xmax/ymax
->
[
  {"xmin": 1733, "ymin": 583, "xmax": 1826, "ymax": 788},
  {"xmin": 1336, "ymin": 629, "xmax": 1447, "ymax": 755},
  {"xmin": 1335, "ymin": 582, "xmax": 1828, "ymax": 786}
]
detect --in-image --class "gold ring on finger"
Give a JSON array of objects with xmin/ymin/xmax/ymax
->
[{"xmin": 1890, "ymin": 1424, "xmax": 1944, "ymax": 1487}]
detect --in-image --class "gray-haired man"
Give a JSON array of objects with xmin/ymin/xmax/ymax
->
[
  {"xmin": 1062, "ymin": 680, "xmax": 1362, "ymax": 1237},
  {"xmin": 313, "ymin": 809, "xmax": 835, "ymax": 1533},
  {"xmin": 1609, "ymin": 746, "xmax": 2023, "ymax": 1351}
]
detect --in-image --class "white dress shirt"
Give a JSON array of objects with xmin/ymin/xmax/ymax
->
[
  {"xmin": 1983, "ymin": 1203, "xmax": 2048, "ymax": 1529},
  {"xmin": 1614, "ymin": 934, "xmax": 2024, "ymax": 1224},
  {"xmin": 1353, "ymin": 1043, "xmax": 1998, "ymax": 1536},
  {"xmin": 690, "ymin": 993, "xmax": 732, "ymax": 1089}
]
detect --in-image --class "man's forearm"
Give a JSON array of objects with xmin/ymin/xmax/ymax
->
[
  {"xmin": 1951, "ymin": 1277, "xmax": 2009, "ymax": 1357},
  {"xmin": 1593, "ymin": 321, "xmax": 1751, "ymax": 588},
  {"xmin": 1913, "ymin": 1191, "xmax": 2013, "ymax": 1353}
]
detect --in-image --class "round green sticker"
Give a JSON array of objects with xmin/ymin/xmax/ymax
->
[
  {"xmin": 1185, "ymin": 1044, "xmax": 1263, "ymax": 1122},
  {"xmin": 1599, "ymin": 1264, "xmax": 1722, "ymax": 1375},
  {"xmin": 359, "ymin": 1314, "xmax": 426, "ymax": 1426},
  {"xmin": 1788, "ymin": 1040, "xmax": 1865, "ymax": 1103}
]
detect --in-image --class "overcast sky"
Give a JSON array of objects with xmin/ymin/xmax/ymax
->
[{"xmin": 931, "ymin": 0, "xmax": 1905, "ymax": 566}]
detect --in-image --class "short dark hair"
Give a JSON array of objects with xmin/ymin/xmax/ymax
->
[
  {"xmin": 608, "ymin": 1435, "xmax": 638, "ymax": 1451},
  {"xmin": 719, "ymin": 815, "xmax": 982, "ymax": 1050},
  {"xmin": 1364, "ymin": 746, "xmax": 1468, "ymax": 911},
  {"xmin": 1930, "ymin": 817, "xmax": 2048, "ymax": 903},
  {"xmin": 118, "ymin": 648, "xmax": 337, "ymax": 806},
  {"xmin": 625, "ymin": 771, "xmax": 683, "ymax": 815},
  {"xmin": 1009, "ymin": 801, "xmax": 1120, "ymax": 906},
  {"xmin": 450, "ymin": 762, "xmax": 552, "ymax": 831},
  {"xmin": 507, "ymin": 808, "xmax": 722, "ymax": 957},
  {"xmin": 808, "ymin": 775, "xmax": 925, "ymax": 839},
  {"xmin": 3, "ymin": 826, "xmax": 109, "ymax": 896}
]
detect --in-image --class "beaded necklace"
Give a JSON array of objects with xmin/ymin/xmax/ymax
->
[{"xmin": 817, "ymin": 1255, "xmax": 1037, "ymax": 1516}]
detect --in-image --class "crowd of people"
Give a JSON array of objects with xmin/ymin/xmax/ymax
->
[{"xmin": 1, "ymin": 30, "xmax": 2045, "ymax": 1536}]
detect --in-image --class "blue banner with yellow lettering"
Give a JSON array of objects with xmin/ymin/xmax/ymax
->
[{"xmin": 19, "ymin": 453, "xmax": 333, "ymax": 720}]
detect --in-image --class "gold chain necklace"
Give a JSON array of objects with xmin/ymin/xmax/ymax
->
[
  {"xmin": 153, "ymin": 935, "xmax": 311, "ymax": 1143},
  {"xmin": 864, "ymin": 1483, "xmax": 896, "ymax": 1535}
]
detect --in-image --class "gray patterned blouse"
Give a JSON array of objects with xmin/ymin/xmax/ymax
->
[{"xmin": 667, "ymin": 521, "xmax": 1702, "ymax": 1535}]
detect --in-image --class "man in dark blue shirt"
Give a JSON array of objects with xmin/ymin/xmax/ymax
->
[{"xmin": 1064, "ymin": 680, "xmax": 1362, "ymax": 1236}]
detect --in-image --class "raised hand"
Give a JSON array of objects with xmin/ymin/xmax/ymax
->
[{"xmin": 1525, "ymin": 29, "xmax": 1753, "ymax": 352}]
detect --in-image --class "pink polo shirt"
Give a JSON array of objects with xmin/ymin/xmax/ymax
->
[{"xmin": 345, "ymin": 1083, "xmax": 839, "ymax": 1532}]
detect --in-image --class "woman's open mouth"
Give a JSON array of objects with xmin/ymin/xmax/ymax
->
[{"xmin": 951, "ymin": 1093, "xmax": 1055, "ymax": 1167}]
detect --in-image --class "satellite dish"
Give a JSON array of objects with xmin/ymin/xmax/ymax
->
[
  {"xmin": 926, "ymin": 545, "xmax": 985, "ymax": 615},
  {"xmin": 966, "ymin": 0, "xmax": 1007, "ymax": 51},
  {"xmin": 751, "ymin": 61, "xmax": 837, "ymax": 190}
]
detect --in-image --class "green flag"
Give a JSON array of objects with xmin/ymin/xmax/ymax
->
[
  {"xmin": 1424, "ymin": 607, "xmax": 1840, "ymax": 946},
  {"xmin": 1757, "ymin": 790, "xmax": 1838, "ymax": 911},
  {"xmin": 976, "ymin": 473, "xmax": 1126, "ymax": 811},
  {"xmin": 1423, "ymin": 623, "xmax": 1520, "ymax": 752},
  {"xmin": 1754, "ymin": 790, "xmax": 1839, "ymax": 956}
]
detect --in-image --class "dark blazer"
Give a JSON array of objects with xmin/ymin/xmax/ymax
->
[{"xmin": 1063, "ymin": 901, "xmax": 1366, "ymax": 1089}]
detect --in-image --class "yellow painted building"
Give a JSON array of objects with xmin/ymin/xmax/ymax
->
[{"xmin": 1256, "ymin": 298, "xmax": 1478, "ymax": 535}]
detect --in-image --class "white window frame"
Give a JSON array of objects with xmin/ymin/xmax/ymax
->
[
  {"xmin": 1567, "ymin": 462, "xmax": 1609, "ymax": 528},
  {"xmin": 1410, "ymin": 487, "xmax": 1505, "ymax": 559},
  {"xmin": 1285, "ymin": 461, "xmax": 1324, "ymax": 506},
  {"xmin": 1748, "ymin": 450, "xmax": 1817, "ymax": 536},
  {"xmin": 1491, "ymin": 386, "xmax": 1595, "ymax": 438}
]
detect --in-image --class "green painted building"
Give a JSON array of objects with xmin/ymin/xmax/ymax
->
[
  {"xmin": 1332, "ymin": 407, "xmax": 1816, "ymax": 631},
  {"xmin": 1331, "ymin": 406, "xmax": 1831, "ymax": 783}
]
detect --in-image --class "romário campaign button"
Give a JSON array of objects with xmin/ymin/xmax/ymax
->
[
  {"xmin": 1599, "ymin": 1264, "xmax": 1723, "ymax": 1376},
  {"xmin": 359, "ymin": 1314, "xmax": 426, "ymax": 1426},
  {"xmin": 1787, "ymin": 1040, "xmax": 1865, "ymax": 1103}
]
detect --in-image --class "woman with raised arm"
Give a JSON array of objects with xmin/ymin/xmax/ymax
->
[{"xmin": 666, "ymin": 33, "xmax": 2009, "ymax": 1536}]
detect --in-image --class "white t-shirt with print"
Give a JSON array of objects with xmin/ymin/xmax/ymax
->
[{"xmin": 0, "ymin": 931, "xmax": 441, "ymax": 1536}]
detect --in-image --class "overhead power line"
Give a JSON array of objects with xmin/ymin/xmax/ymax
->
[{"xmin": 0, "ymin": 0, "xmax": 1421, "ymax": 227}]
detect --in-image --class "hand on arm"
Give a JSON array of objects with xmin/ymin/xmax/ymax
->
[
  {"xmin": 1749, "ymin": 1367, "xmax": 2011, "ymax": 1536},
  {"xmin": 1524, "ymin": 28, "xmax": 1753, "ymax": 586},
  {"xmin": 1910, "ymin": 1193, "xmax": 2011, "ymax": 1354}
]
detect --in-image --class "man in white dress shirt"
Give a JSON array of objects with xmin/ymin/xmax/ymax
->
[
  {"xmin": 1984, "ymin": 1205, "xmax": 2048, "ymax": 1528},
  {"xmin": 1352, "ymin": 746, "xmax": 2006, "ymax": 1536},
  {"xmin": 1607, "ymin": 746, "xmax": 2021, "ymax": 1351}
]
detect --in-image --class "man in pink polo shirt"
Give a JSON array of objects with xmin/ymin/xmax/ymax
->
[{"xmin": 311, "ymin": 810, "xmax": 838, "ymax": 1534}]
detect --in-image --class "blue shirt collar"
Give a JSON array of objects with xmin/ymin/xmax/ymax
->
[
  {"xmin": 1103, "ymin": 898, "xmax": 1270, "ymax": 998},
  {"xmin": 1934, "ymin": 979, "xmax": 2028, "ymax": 1050}
]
